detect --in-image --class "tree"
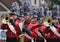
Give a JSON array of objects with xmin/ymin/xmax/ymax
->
[{"xmin": 50, "ymin": 0, "xmax": 60, "ymax": 5}]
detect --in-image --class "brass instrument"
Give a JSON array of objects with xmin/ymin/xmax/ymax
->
[
  {"xmin": 2, "ymin": 14, "xmax": 10, "ymax": 20},
  {"xmin": 43, "ymin": 16, "xmax": 53, "ymax": 26},
  {"xmin": 1, "ymin": 14, "xmax": 10, "ymax": 24},
  {"xmin": 20, "ymin": 34, "xmax": 24, "ymax": 42}
]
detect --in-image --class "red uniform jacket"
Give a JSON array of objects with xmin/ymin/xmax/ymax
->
[
  {"xmin": 40, "ymin": 24, "xmax": 51, "ymax": 39},
  {"xmin": 24, "ymin": 22, "xmax": 39, "ymax": 42},
  {"xmin": 28, "ymin": 22, "xmax": 38, "ymax": 38},
  {"xmin": 40, "ymin": 24, "xmax": 60, "ymax": 39},
  {"xmin": 1, "ymin": 20, "xmax": 21, "ymax": 39}
]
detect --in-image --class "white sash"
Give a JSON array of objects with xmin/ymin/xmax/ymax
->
[
  {"xmin": 7, "ymin": 22, "xmax": 16, "ymax": 34},
  {"xmin": 19, "ymin": 21, "xmax": 25, "ymax": 32},
  {"xmin": 50, "ymin": 26, "xmax": 60, "ymax": 37},
  {"xmin": 19, "ymin": 22, "xmax": 24, "ymax": 31}
]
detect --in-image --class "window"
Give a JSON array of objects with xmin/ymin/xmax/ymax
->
[
  {"xmin": 31, "ymin": 0, "xmax": 39, "ymax": 6},
  {"xmin": 34, "ymin": 0, "xmax": 36, "ymax": 4}
]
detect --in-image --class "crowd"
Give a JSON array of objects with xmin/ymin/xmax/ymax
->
[{"xmin": 0, "ymin": 12, "xmax": 60, "ymax": 42}]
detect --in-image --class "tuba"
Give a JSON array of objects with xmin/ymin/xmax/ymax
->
[
  {"xmin": 43, "ymin": 16, "xmax": 52, "ymax": 26},
  {"xmin": 1, "ymin": 14, "xmax": 10, "ymax": 24}
]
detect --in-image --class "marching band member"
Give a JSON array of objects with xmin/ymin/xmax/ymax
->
[
  {"xmin": 19, "ymin": 14, "xmax": 33, "ymax": 42},
  {"xmin": 43, "ymin": 16, "xmax": 60, "ymax": 42},
  {"xmin": 37, "ymin": 18, "xmax": 46, "ymax": 42},
  {"xmin": 49, "ymin": 17, "xmax": 60, "ymax": 42},
  {"xmin": 24, "ymin": 14, "xmax": 33, "ymax": 42},
  {"xmin": 27, "ymin": 16, "xmax": 38, "ymax": 42},
  {"xmin": 42, "ymin": 16, "xmax": 53, "ymax": 42},
  {"xmin": 1, "ymin": 13, "xmax": 21, "ymax": 42}
]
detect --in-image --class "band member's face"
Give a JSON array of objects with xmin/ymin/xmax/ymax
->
[
  {"xmin": 24, "ymin": 15, "xmax": 27, "ymax": 19},
  {"xmin": 15, "ymin": 15, "xmax": 17, "ymax": 19},
  {"xmin": 33, "ymin": 18, "xmax": 37, "ymax": 21},
  {"xmin": 13, "ymin": 15, "xmax": 17, "ymax": 20},
  {"xmin": 53, "ymin": 18, "xmax": 58, "ymax": 23},
  {"xmin": 31, "ymin": 18, "xmax": 37, "ymax": 24},
  {"xmin": 31, "ymin": 18, "xmax": 37, "ymax": 22},
  {"xmin": 26, "ymin": 15, "xmax": 31, "ymax": 20},
  {"xmin": 20, "ymin": 17, "xmax": 25, "ymax": 22}
]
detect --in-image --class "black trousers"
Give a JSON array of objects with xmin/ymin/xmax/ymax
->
[
  {"xmin": 36, "ymin": 40, "xmax": 44, "ymax": 42},
  {"xmin": 6, "ymin": 37, "xmax": 19, "ymax": 42},
  {"xmin": 47, "ymin": 39, "xmax": 60, "ymax": 42}
]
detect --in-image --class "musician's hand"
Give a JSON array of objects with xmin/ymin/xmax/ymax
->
[
  {"xmin": 24, "ymin": 33, "xmax": 33, "ymax": 39},
  {"xmin": 37, "ymin": 32, "xmax": 43, "ymax": 38},
  {"xmin": 38, "ymin": 29, "xmax": 45, "ymax": 37}
]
